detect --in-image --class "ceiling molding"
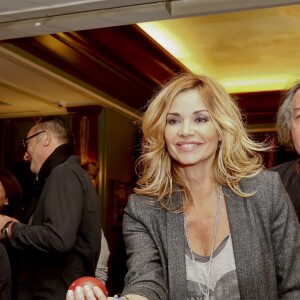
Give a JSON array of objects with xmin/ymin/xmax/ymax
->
[
  {"xmin": 5, "ymin": 25, "xmax": 187, "ymax": 111},
  {"xmin": 0, "ymin": 41, "xmax": 142, "ymax": 120}
]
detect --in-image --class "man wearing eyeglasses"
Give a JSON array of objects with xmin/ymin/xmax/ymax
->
[{"xmin": 0, "ymin": 116, "xmax": 102, "ymax": 300}]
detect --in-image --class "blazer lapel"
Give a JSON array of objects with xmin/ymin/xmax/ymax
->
[
  {"xmin": 166, "ymin": 192, "xmax": 186, "ymax": 300},
  {"xmin": 224, "ymin": 186, "xmax": 264, "ymax": 299}
]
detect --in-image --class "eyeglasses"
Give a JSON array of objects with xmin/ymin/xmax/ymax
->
[{"xmin": 22, "ymin": 131, "xmax": 46, "ymax": 149}]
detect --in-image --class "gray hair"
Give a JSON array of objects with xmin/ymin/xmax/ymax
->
[
  {"xmin": 35, "ymin": 116, "xmax": 74, "ymax": 146},
  {"xmin": 276, "ymin": 81, "xmax": 300, "ymax": 150}
]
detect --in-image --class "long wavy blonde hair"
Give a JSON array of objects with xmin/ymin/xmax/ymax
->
[{"xmin": 135, "ymin": 73, "xmax": 269, "ymax": 210}]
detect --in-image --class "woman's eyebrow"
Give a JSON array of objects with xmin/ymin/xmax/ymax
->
[{"xmin": 167, "ymin": 110, "xmax": 208, "ymax": 116}]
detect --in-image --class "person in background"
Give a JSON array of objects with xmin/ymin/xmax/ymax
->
[
  {"xmin": 0, "ymin": 170, "xmax": 23, "ymax": 219},
  {"xmin": 0, "ymin": 170, "xmax": 23, "ymax": 300},
  {"xmin": 81, "ymin": 161, "xmax": 111, "ymax": 285},
  {"xmin": 67, "ymin": 73, "xmax": 300, "ymax": 300},
  {"xmin": 82, "ymin": 161, "xmax": 100, "ymax": 189},
  {"xmin": 270, "ymin": 80, "xmax": 300, "ymax": 221},
  {"xmin": 0, "ymin": 243, "xmax": 11, "ymax": 300},
  {"xmin": 96, "ymin": 229, "xmax": 110, "ymax": 285},
  {"xmin": 0, "ymin": 116, "xmax": 102, "ymax": 300}
]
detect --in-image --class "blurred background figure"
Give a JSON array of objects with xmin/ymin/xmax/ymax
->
[
  {"xmin": 0, "ymin": 170, "xmax": 23, "ymax": 300},
  {"xmin": 271, "ymin": 80, "xmax": 300, "ymax": 221},
  {"xmin": 81, "ymin": 161, "xmax": 100, "ymax": 189},
  {"xmin": 0, "ymin": 243, "xmax": 11, "ymax": 300},
  {"xmin": 96, "ymin": 230, "xmax": 110, "ymax": 285},
  {"xmin": 0, "ymin": 170, "xmax": 23, "ymax": 218},
  {"xmin": 82, "ymin": 160, "xmax": 111, "ymax": 286}
]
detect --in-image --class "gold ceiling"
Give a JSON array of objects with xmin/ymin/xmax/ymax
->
[{"xmin": 139, "ymin": 4, "xmax": 300, "ymax": 93}]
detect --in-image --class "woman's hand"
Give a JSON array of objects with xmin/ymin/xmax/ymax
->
[{"xmin": 66, "ymin": 285, "xmax": 107, "ymax": 300}]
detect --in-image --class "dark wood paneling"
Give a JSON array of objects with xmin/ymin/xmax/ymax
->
[{"xmin": 232, "ymin": 90, "xmax": 282, "ymax": 124}]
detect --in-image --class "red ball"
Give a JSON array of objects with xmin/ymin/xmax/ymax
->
[{"xmin": 68, "ymin": 276, "xmax": 108, "ymax": 297}]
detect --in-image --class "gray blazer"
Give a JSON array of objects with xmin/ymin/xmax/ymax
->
[{"xmin": 122, "ymin": 170, "xmax": 300, "ymax": 300}]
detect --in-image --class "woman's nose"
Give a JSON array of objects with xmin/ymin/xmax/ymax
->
[{"xmin": 179, "ymin": 121, "xmax": 194, "ymax": 136}]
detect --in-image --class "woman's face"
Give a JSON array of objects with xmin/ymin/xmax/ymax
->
[
  {"xmin": 164, "ymin": 88, "xmax": 221, "ymax": 171},
  {"xmin": 0, "ymin": 180, "xmax": 8, "ymax": 211},
  {"xmin": 291, "ymin": 89, "xmax": 300, "ymax": 156}
]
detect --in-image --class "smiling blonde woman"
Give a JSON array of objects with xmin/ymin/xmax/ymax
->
[{"xmin": 68, "ymin": 73, "xmax": 300, "ymax": 300}]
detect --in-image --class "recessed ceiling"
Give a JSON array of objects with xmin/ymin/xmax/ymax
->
[{"xmin": 138, "ymin": 4, "xmax": 300, "ymax": 93}]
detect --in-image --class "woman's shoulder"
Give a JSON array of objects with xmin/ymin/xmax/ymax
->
[
  {"xmin": 127, "ymin": 191, "xmax": 183, "ymax": 214},
  {"xmin": 128, "ymin": 193, "xmax": 157, "ymax": 202},
  {"xmin": 127, "ymin": 193, "xmax": 160, "ymax": 210},
  {"xmin": 128, "ymin": 190, "xmax": 182, "ymax": 209},
  {"xmin": 239, "ymin": 169, "xmax": 281, "ymax": 193},
  {"xmin": 244, "ymin": 168, "xmax": 280, "ymax": 182},
  {"xmin": 125, "ymin": 193, "xmax": 170, "ymax": 226}
]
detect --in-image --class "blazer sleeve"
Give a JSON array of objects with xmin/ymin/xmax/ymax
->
[
  {"xmin": 122, "ymin": 194, "xmax": 168, "ymax": 300},
  {"xmin": 270, "ymin": 171, "xmax": 300, "ymax": 298}
]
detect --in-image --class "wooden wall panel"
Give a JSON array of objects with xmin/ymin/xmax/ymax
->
[{"xmin": 233, "ymin": 90, "xmax": 281, "ymax": 125}]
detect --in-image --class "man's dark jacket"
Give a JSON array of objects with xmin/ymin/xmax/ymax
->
[
  {"xmin": 10, "ymin": 146, "xmax": 101, "ymax": 300},
  {"xmin": 271, "ymin": 159, "xmax": 300, "ymax": 221}
]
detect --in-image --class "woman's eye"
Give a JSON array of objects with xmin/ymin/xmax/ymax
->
[
  {"xmin": 195, "ymin": 116, "xmax": 208, "ymax": 123},
  {"xmin": 295, "ymin": 114, "xmax": 300, "ymax": 123},
  {"xmin": 167, "ymin": 118, "xmax": 180, "ymax": 125}
]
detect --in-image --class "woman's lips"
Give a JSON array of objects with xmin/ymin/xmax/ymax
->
[{"xmin": 176, "ymin": 141, "xmax": 201, "ymax": 150}]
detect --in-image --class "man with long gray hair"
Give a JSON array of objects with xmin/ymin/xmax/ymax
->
[{"xmin": 271, "ymin": 81, "xmax": 300, "ymax": 221}]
